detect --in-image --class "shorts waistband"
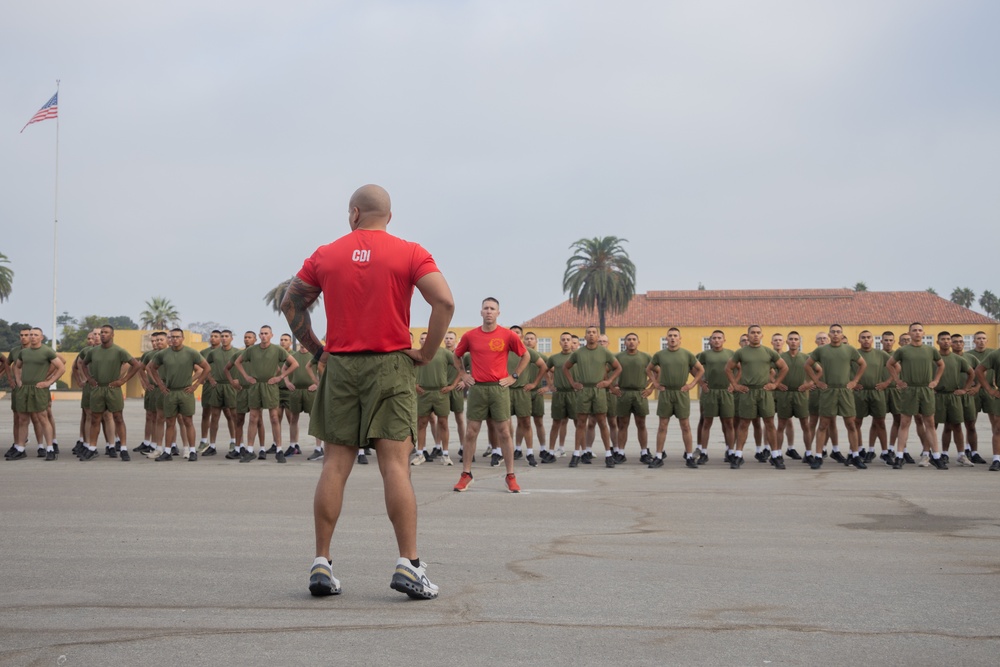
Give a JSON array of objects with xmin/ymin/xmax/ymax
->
[
  {"xmin": 556, "ymin": 388, "xmax": 575, "ymax": 393},
  {"xmin": 619, "ymin": 387, "xmax": 646, "ymax": 391},
  {"xmin": 825, "ymin": 383, "xmax": 847, "ymax": 389},
  {"xmin": 743, "ymin": 384, "xmax": 766, "ymax": 390},
  {"xmin": 935, "ymin": 389, "xmax": 954, "ymax": 394},
  {"xmin": 580, "ymin": 382, "xmax": 599, "ymax": 388},
  {"xmin": 474, "ymin": 381, "xmax": 501, "ymax": 386},
  {"xmin": 660, "ymin": 386, "xmax": 685, "ymax": 392},
  {"xmin": 167, "ymin": 386, "xmax": 192, "ymax": 391},
  {"xmin": 907, "ymin": 383, "xmax": 929, "ymax": 388}
]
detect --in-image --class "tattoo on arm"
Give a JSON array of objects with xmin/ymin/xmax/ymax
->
[{"xmin": 281, "ymin": 278, "xmax": 324, "ymax": 355}]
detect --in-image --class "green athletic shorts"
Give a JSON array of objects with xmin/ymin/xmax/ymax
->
[
  {"xmin": 607, "ymin": 390, "xmax": 617, "ymax": 418},
  {"xmin": 248, "ymin": 382, "xmax": 280, "ymax": 410},
  {"xmin": 901, "ymin": 386, "xmax": 935, "ymax": 417},
  {"xmin": 575, "ymin": 386, "xmax": 607, "ymax": 415},
  {"xmin": 934, "ymin": 392, "xmax": 964, "ymax": 425},
  {"xmin": 701, "ymin": 388, "xmax": 734, "ymax": 419},
  {"xmin": 418, "ymin": 388, "xmax": 450, "ymax": 417},
  {"xmin": 81, "ymin": 383, "xmax": 92, "ymax": 409},
  {"xmin": 531, "ymin": 391, "xmax": 545, "ymax": 418},
  {"xmin": 467, "ymin": 383, "xmax": 510, "ymax": 422},
  {"xmin": 279, "ymin": 385, "xmax": 290, "ymax": 408},
  {"xmin": 236, "ymin": 386, "xmax": 250, "ymax": 414},
  {"xmin": 960, "ymin": 394, "xmax": 977, "ymax": 423},
  {"xmin": 551, "ymin": 391, "xmax": 576, "ymax": 420},
  {"xmin": 90, "ymin": 386, "xmax": 124, "ymax": 414},
  {"xmin": 143, "ymin": 386, "xmax": 158, "ymax": 412},
  {"xmin": 737, "ymin": 388, "xmax": 775, "ymax": 419},
  {"xmin": 854, "ymin": 389, "xmax": 887, "ymax": 419},
  {"xmin": 808, "ymin": 389, "xmax": 821, "ymax": 417},
  {"xmin": 656, "ymin": 389, "xmax": 690, "ymax": 419},
  {"xmin": 289, "ymin": 387, "xmax": 314, "ymax": 414},
  {"xmin": 449, "ymin": 388, "xmax": 465, "ymax": 414},
  {"xmin": 508, "ymin": 386, "xmax": 532, "ymax": 418},
  {"xmin": 819, "ymin": 387, "xmax": 856, "ymax": 418},
  {"xmin": 886, "ymin": 387, "xmax": 902, "ymax": 416},
  {"xmin": 15, "ymin": 386, "xmax": 50, "ymax": 413},
  {"xmin": 775, "ymin": 391, "xmax": 808, "ymax": 420},
  {"xmin": 163, "ymin": 389, "xmax": 196, "ymax": 418},
  {"xmin": 310, "ymin": 352, "xmax": 417, "ymax": 447},
  {"xmin": 615, "ymin": 389, "xmax": 649, "ymax": 418},
  {"xmin": 975, "ymin": 390, "xmax": 996, "ymax": 415},
  {"xmin": 9, "ymin": 386, "xmax": 18, "ymax": 412},
  {"xmin": 204, "ymin": 383, "xmax": 237, "ymax": 409}
]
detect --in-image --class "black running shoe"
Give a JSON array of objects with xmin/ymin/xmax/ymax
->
[
  {"xmin": 605, "ymin": 456, "xmax": 615, "ymax": 468},
  {"xmin": 422, "ymin": 450, "xmax": 434, "ymax": 464},
  {"xmin": 258, "ymin": 449, "xmax": 267, "ymax": 461},
  {"xmin": 119, "ymin": 450, "xmax": 130, "ymax": 462},
  {"xmin": 154, "ymin": 451, "xmax": 172, "ymax": 462},
  {"xmin": 8, "ymin": 448, "xmax": 27, "ymax": 461},
  {"xmin": 830, "ymin": 451, "xmax": 846, "ymax": 464},
  {"xmin": 225, "ymin": 449, "xmax": 242, "ymax": 460},
  {"xmin": 203, "ymin": 447, "xmax": 217, "ymax": 456},
  {"xmin": 971, "ymin": 452, "xmax": 988, "ymax": 465},
  {"xmin": 941, "ymin": 453, "xmax": 950, "ymax": 464},
  {"xmin": 309, "ymin": 559, "xmax": 342, "ymax": 597},
  {"xmin": 71, "ymin": 443, "xmax": 83, "ymax": 457},
  {"xmin": 866, "ymin": 450, "xmax": 877, "ymax": 463},
  {"xmin": 82, "ymin": 448, "xmax": 101, "ymax": 461},
  {"xmin": 568, "ymin": 455, "xmax": 580, "ymax": 468},
  {"xmin": 989, "ymin": 460, "xmax": 1000, "ymax": 472},
  {"xmin": 771, "ymin": 455, "xmax": 786, "ymax": 470},
  {"xmin": 357, "ymin": 453, "xmax": 369, "ymax": 464},
  {"xmin": 275, "ymin": 450, "xmax": 286, "ymax": 463},
  {"xmin": 109, "ymin": 446, "xmax": 118, "ymax": 459},
  {"xmin": 513, "ymin": 449, "xmax": 522, "ymax": 460},
  {"xmin": 580, "ymin": 452, "xmax": 592, "ymax": 464},
  {"xmin": 526, "ymin": 454, "xmax": 538, "ymax": 467},
  {"xmin": 648, "ymin": 456, "xmax": 664, "ymax": 469},
  {"xmin": 45, "ymin": 449, "xmax": 56, "ymax": 461},
  {"xmin": 802, "ymin": 453, "xmax": 813, "ymax": 465},
  {"xmin": 307, "ymin": 449, "xmax": 324, "ymax": 461},
  {"xmin": 903, "ymin": 452, "xmax": 916, "ymax": 464},
  {"xmin": 851, "ymin": 455, "xmax": 867, "ymax": 469},
  {"xmin": 730, "ymin": 456, "xmax": 744, "ymax": 469},
  {"xmin": 284, "ymin": 446, "xmax": 295, "ymax": 457},
  {"xmin": 754, "ymin": 450, "xmax": 768, "ymax": 463},
  {"xmin": 266, "ymin": 444, "xmax": 278, "ymax": 454},
  {"xmin": 490, "ymin": 452, "xmax": 502, "ymax": 467},
  {"xmin": 724, "ymin": 451, "xmax": 733, "ymax": 464},
  {"xmin": 785, "ymin": 448, "xmax": 802, "ymax": 460},
  {"xmin": 240, "ymin": 450, "xmax": 255, "ymax": 463},
  {"xmin": 188, "ymin": 451, "xmax": 198, "ymax": 462},
  {"xmin": 170, "ymin": 445, "xmax": 180, "ymax": 457},
  {"xmin": 616, "ymin": 452, "xmax": 628, "ymax": 464},
  {"xmin": 697, "ymin": 452, "xmax": 709, "ymax": 465},
  {"xmin": 685, "ymin": 456, "xmax": 698, "ymax": 469},
  {"xmin": 640, "ymin": 452, "xmax": 652, "ymax": 465},
  {"xmin": 293, "ymin": 444, "xmax": 303, "ymax": 455},
  {"xmin": 810, "ymin": 455, "xmax": 824, "ymax": 470},
  {"xmin": 892, "ymin": 456, "xmax": 904, "ymax": 470},
  {"xmin": 929, "ymin": 456, "xmax": 947, "ymax": 470}
]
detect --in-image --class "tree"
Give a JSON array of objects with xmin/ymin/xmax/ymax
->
[
  {"xmin": 926, "ymin": 287, "xmax": 938, "ymax": 296},
  {"xmin": 188, "ymin": 321, "xmax": 229, "ymax": 337},
  {"xmin": 562, "ymin": 236, "xmax": 636, "ymax": 334},
  {"xmin": 697, "ymin": 282, "xmax": 706, "ymax": 291},
  {"xmin": 979, "ymin": 290, "xmax": 1000, "ymax": 320},
  {"xmin": 139, "ymin": 297, "xmax": 180, "ymax": 330},
  {"xmin": 57, "ymin": 314, "xmax": 141, "ymax": 352},
  {"xmin": 264, "ymin": 278, "xmax": 320, "ymax": 314},
  {"xmin": 0, "ymin": 253, "xmax": 13, "ymax": 303},
  {"xmin": 853, "ymin": 281, "xmax": 868, "ymax": 292},
  {"xmin": 950, "ymin": 287, "xmax": 975, "ymax": 308}
]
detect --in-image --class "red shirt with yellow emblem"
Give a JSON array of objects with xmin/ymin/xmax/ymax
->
[{"xmin": 454, "ymin": 327, "xmax": 527, "ymax": 382}]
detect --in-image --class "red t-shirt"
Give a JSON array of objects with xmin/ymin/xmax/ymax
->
[
  {"xmin": 297, "ymin": 229, "xmax": 439, "ymax": 353},
  {"xmin": 454, "ymin": 326, "xmax": 527, "ymax": 383}
]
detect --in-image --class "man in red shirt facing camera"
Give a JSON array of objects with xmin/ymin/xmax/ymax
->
[{"xmin": 282, "ymin": 184, "xmax": 454, "ymax": 601}]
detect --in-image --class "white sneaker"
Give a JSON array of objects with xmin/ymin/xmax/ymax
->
[
  {"xmin": 410, "ymin": 453, "xmax": 425, "ymax": 466},
  {"xmin": 918, "ymin": 453, "xmax": 931, "ymax": 467},
  {"xmin": 556, "ymin": 447, "xmax": 566, "ymax": 458},
  {"xmin": 957, "ymin": 454, "xmax": 975, "ymax": 467},
  {"xmin": 441, "ymin": 455, "xmax": 453, "ymax": 466},
  {"xmin": 390, "ymin": 558, "xmax": 439, "ymax": 599}
]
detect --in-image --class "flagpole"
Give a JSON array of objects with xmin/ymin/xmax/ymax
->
[{"xmin": 51, "ymin": 79, "xmax": 60, "ymax": 352}]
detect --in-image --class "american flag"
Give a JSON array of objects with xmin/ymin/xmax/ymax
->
[{"xmin": 21, "ymin": 92, "xmax": 58, "ymax": 133}]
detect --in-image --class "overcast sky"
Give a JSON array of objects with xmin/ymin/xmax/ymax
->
[{"xmin": 3, "ymin": 1, "xmax": 998, "ymax": 342}]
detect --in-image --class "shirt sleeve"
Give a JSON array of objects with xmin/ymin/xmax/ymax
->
[
  {"xmin": 410, "ymin": 244, "xmax": 440, "ymax": 283},
  {"xmin": 296, "ymin": 249, "xmax": 321, "ymax": 287},
  {"xmin": 454, "ymin": 333, "xmax": 469, "ymax": 358}
]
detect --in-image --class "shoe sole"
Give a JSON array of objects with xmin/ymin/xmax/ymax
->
[
  {"xmin": 453, "ymin": 477, "xmax": 474, "ymax": 492},
  {"xmin": 390, "ymin": 573, "xmax": 438, "ymax": 600},
  {"xmin": 309, "ymin": 574, "xmax": 341, "ymax": 596}
]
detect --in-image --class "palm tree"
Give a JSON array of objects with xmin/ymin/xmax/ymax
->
[
  {"xmin": 853, "ymin": 281, "xmax": 868, "ymax": 292},
  {"xmin": 950, "ymin": 287, "xmax": 975, "ymax": 308},
  {"xmin": 562, "ymin": 236, "xmax": 636, "ymax": 334},
  {"xmin": 139, "ymin": 296, "xmax": 180, "ymax": 330},
  {"xmin": 263, "ymin": 277, "xmax": 321, "ymax": 314},
  {"xmin": 0, "ymin": 253, "xmax": 13, "ymax": 303},
  {"xmin": 979, "ymin": 290, "xmax": 1000, "ymax": 320}
]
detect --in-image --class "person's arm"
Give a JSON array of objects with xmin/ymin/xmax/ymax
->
[
  {"xmin": 767, "ymin": 358, "xmax": 788, "ymax": 391},
  {"xmin": 38, "ymin": 356, "xmax": 66, "ymax": 388},
  {"xmin": 234, "ymin": 354, "xmax": 254, "ymax": 384},
  {"xmin": 886, "ymin": 357, "xmax": 904, "ymax": 388},
  {"xmin": 847, "ymin": 355, "xmax": 866, "ymax": 390},
  {"xmin": 501, "ymin": 350, "xmax": 531, "ymax": 388},
  {"xmin": 929, "ymin": 359, "xmax": 945, "ymax": 390},
  {"xmin": 112, "ymin": 358, "xmax": 143, "ymax": 388},
  {"xmin": 270, "ymin": 355, "xmax": 298, "ymax": 385},
  {"xmin": 957, "ymin": 361, "xmax": 975, "ymax": 395},
  {"xmin": 683, "ymin": 361, "xmax": 705, "ymax": 392},
  {"xmin": 976, "ymin": 364, "xmax": 999, "ymax": 398},
  {"xmin": 725, "ymin": 358, "xmax": 746, "ymax": 393},
  {"xmin": 148, "ymin": 361, "xmax": 169, "ymax": 393},
  {"xmin": 80, "ymin": 356, "xmax": 98, "ymax": 387},
  {"xmin": 408, "ymin": 273, "xmax": 455, "ymax": 366},
  {"xmin": 563, "ymin": 360, "xmax": 582, "ymax": 390},
  {"xmin": 280, "ymin": 278, "xmax": 325, "ymax": 355},
  {"xmin": 804, "ymin": 356, "xmax": 824, "ymax": 388},
  {"xmin": 598, "ymin": 357, "xmax": 622, "ymax": 389},
  {"xmin": 524, "ymin": 357, "xmax": 548, "ymax": 392},
  {"xmin": 451, "ymin": 353, "xmax": 470, "ymax": 388}
]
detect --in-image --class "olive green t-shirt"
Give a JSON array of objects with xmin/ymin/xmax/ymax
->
[
  {"xmin": 546, "ymin": 352, "xmax": 575, "ymax": 391},
  {"xmin": 205, "ymin": 347, "xmax": 241, "ymax": 384},
  {"xmin": 507, "ymin": 348, "xmax": 543, "ymax": 388},
  {"xmin": 731, "ymin": 346, "xmax": 780, "ymax": 387},
  {"xmin": 891, "ymin": 345, "xmax": 942, "ymax": 386},
  {"xmin": 779, "ymin": 351, "xmax": 809, "ymax": 390},
  {"xmin": 524, "ymin": 350, "xmax": 548, "ymax": 387},
  {"xmin": 937, "ymin": 352, "xmax": 972, "ymax": 393},
  {"xmin": 616, "ymin": 350, "xmax": 652, "ymax": 390},
  {"xmin": 566, "ymin": 345, "xmax": 616, "ymax": 385},
  {"xmin": 978, "ymin": 350, "xmax": 1000, "ymax": 389},
  {"xmin": 19, "ymin": 346, "xmax": 57, "ymax": 384},
  {"xmin": 83, "ymin": 344, "xmax": 134, "ymax": 385},
  {"xmin": 696, "ymin": 348, "xmax": 734, "ymax": 390},
  {"xmin": 288, "ymin": 350, "xmax": 316, "ymax": 388},
  {"xmin": 7, "ymin": 345, "xmax": 22, "ymax": 364},
  {"xmin": 855, "ymin": 349, "xmax": 890, "ymax": 390},
  {"xmin": 230, "ymin": 350, "xmax": 251, "ymax": 387},
  {"xmin": 417, "ymin": 347, "xmax": 455, "ymax": 389},
  {"xmin": 650, "ymin": 348, "xmax": 698, "ymax": 389},
  {"xmin": 240, "ymin": 344, "xmax": 290, "ymax": 382},
  {"xmin": 808, "ymin": 344, "xmax": 862, "ymax": 386},
  {"xmin": 152, "ymin": 346, "xmax": 204, "ymax": 390},
  {"xmin": 967, "ymin": 348, "xmax": 995, "ymax": 388}
]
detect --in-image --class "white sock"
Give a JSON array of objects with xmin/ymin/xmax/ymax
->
[
  {"xmin": 526, "ymin": 449, "xmax": 533, "ymax": 455},
  {"xmin": 572, "ymin": 451, "xmax": 581, "ymax": 457},
  {"xmin": 641, "ymin": 448, "xmax": 650, "ymax": 455},
  {"xmin": 932, "ymin": 452, "xmax": 941, "ymax": 459},
  {"xmin": 605, "ymin": 450, "xmax": 612, "ymax": 458},
  {"xmin": 656, "ymin": 452, "xmax": 664, "ymax": 459},
  {"xmin": 734, "ymin": 451, "xmax": 743, "ymax": 458},
  {"xmin": 493, "ymin": 447, "xmax": 501, "ymax": 455},
  {"xmin": 771, "ymin": 450, "xmax": 780, "ymax": 458},
  {"xmin": 46, "ymin": 445, "xmax": 54, "ymax": 452},
  {"xmin": 14, "ymin": 445, "xmax": 25, "ymax": 452},
  {"xmin": 442, "ymin": 450, "xmax": 449, "ymax": 456}
]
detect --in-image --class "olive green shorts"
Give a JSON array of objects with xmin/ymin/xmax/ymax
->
[
  {"xmin": 163, "ymin": 389, "xmax": 196, "ymax": 418},
  {"xmin": 248, "ymin": 383, "xmax": 280, "ymax": 410},
  {"xmin": 854, "ymin": 389, "xmax": 887, "ymax": 419},
  {"xmin": 449, "ymin": 388, "xmax": 465, "ymax": 414},
  {"xmin": 775, "ymin": 391, "xmax": 809, "ymax": 419},
  {"xmin": 808, "ymin": 389, "xmax": 821, "ymax": 417},
  {"xmin": 309, "ymin": 352, "xmax": 417, "ymax": 447},
  {"xmin": 81, "ymin": 383, "xmax": 92, "ymax": 409},
  {"xmin": 701, "ymin": 388, "xmax": 734, "ymax": 419},
  {"xmin": 204, "ymin": 383, "xmax": 237, "ymax": 409},
  {"xmin": 279, "ymin": 385, "xmax": 290, "ymax": 408},
  {"xmin": 90, "ymin": 386, "xmax": 125, "ymax": 414},
  {"xmin": 418, "ymin": 388, "xmax": 450, "ymax": 417},
  {"xmin": 551, "ymin": 391, "xmax": 576, "ymax": 420},
  {"xmin": 656, "ymin": 389, "xmax": 690, "ymax": 419},
  {"xmin": 574, "ymin": 386, "xmax": 607, "ymax": 415},
  {"xmin": 508, "ymin": 386, "xmax": 532, "ymax": 418},
  {"xmin": 531, "ymin": 391, "xmax": 545, "ymax": 418},
  {"xmin": 960, "ymin": 394, "xmax": 977, "ymax": 423},
  {"xmin": 143, "ymin": 386, "xmax": 158, "ymax": 412},
  {"xmin": 9, "ymin": 386, "xmax": 18, "ymax": 412},
  {"xmin": 901, "ymin": 386, "xmax": 935, "ymax": 417},
  {"xmin": 934, "ymin": 393, "xmax": 964, "ymax": 425},
  {"xmin": 975, "ymin": 391, "xmax": 996, "ymax": 415},
  {"xmin": 615, "ymin": 389, "xmax": 649, "ymax": 418},
  {"xmin": 235, "ymin": 386, "xmax": 250, "ymax": 414},
  {"xmin": 819, "ymin": 387, "xmax": 856, "ymax": 418},
  {"xmin": 886, "ymin": 387, "xmax": 903, "ymax": 416},
  {"xmin": 288, "ymin": 387, "xmax": 314, "ymax": 414},
  {"xmin": 467, "ymin": 383, "xmax": 511, "ymax": 422},
  {"xmin": 15, "ymin": 386, "xmax": 50, "ymax": 413},
  {"xmin": 607, "ymin": 391, "xmax": 617, "ymax": 418},
  {"xmin": 737, "ymin": 388, "xmax": 775, "ymax": 419}
]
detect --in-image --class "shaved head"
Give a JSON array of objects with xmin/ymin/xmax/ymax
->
[{"xmin": 349, "ymin": 184, "xmax": 392, "ymax": 229}]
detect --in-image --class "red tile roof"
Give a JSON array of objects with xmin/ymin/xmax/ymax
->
[{"xmin": 522, "ymin": 290, "xmax": 998, "ymax": 328}]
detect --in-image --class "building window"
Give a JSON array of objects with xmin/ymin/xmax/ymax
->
[
  {"xmin": 660, "ymin": 337, "xmax": 669, "ymax": 350},
  {"xmin": 702, "ymin": 337, "xmax": 711, "ymax": 351},
  {"xmin": 537, "ymin": 338, "xmax": 552, "ymax": 354},
  {"xmin": 618, "ymin": 338, "xmax": 627, "ymax": 352},
  {"xmin": 923, "ymin": 336, "xmax": 933, "ymax": 346},
  {"xmin": 964, "ymin": 334, "xmax": 974, "ymax": 351}
]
